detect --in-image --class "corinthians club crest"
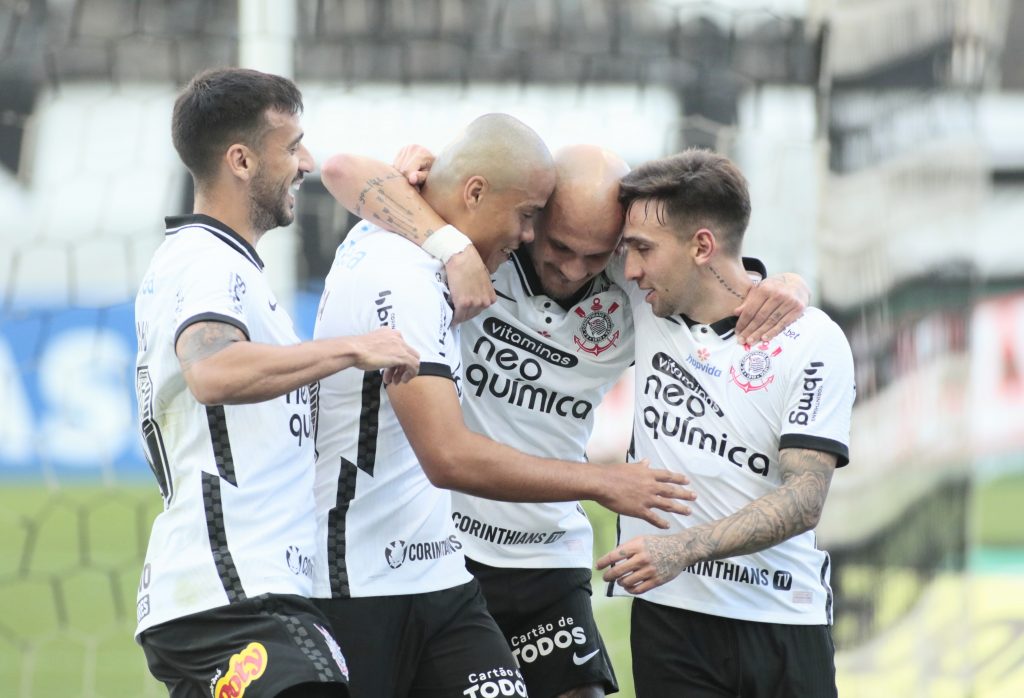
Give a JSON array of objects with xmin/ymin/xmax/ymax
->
[
  {"xmin": 730, "ymin": 342, "xmax": 783, "ymax": 393},
  {"xmin": 574, "ymin": 297, "xmax": 620, "ymax": 356}
]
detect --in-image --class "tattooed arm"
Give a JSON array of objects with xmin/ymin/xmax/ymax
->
[
  {"xmin": 175, "ymin": 321, "xmax": 419, "ymax": 405},
  {"xmin": 597, "ymin": 447, "xmax": 837, "ymax": 595},
  {"xmin": 320, "ymin": 153, "xmax": 495, "ymax": 323}
]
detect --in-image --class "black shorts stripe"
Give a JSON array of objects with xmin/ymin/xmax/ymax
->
[
  {"xmin": 201, "ymin": 472, "xmax": 246, "ymax": 603},
  {"xmin": 356, "ymin": 371, "xmax": 383, "ymax": 477},
  {"xmin": 205, "ymin": 406, "xmax": 237, "ymax": 486},
  {"xmin": 328, "ymin": 457, "xmax": 359, "ymax": 598},
  {"xmin": 270, "ymin": 608, "xmax": 339, "ymax": 682}
]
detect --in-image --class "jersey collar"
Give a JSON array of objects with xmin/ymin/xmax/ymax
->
[
  {"xmin": 164, "ymin": 214, "xmax": 265, "ymax": 271},
  {"xmin": 677, "ymin": 314, "xmax": 739, "ymax": 339},
  {"xmin": 510, "ymin": 247, "xmax": 597, "ymax": 311}
]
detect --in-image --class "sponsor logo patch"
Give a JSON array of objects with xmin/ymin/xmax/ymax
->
[
  {"xmin": 463, "ymin": 666, "xmax": 527, "ymax": 697},
  {"xmin": 285, "ymin": 545, "xmax": 314, "ymax": 578},
  {"xmin": 214, "ymin": 642, "xmax": 267, "ymax": 698},
  {"xmin": 384, "ymin": 535, "xmax": 462, "ymax": 569}
]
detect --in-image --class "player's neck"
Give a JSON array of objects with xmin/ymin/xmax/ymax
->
[
  {"xmin": 682, "ymin": 259, "xmax": 754, "ymax": 324},
  {"xmin": 192, "ymin": 192, "xmax": 262, "ymax": 248}
]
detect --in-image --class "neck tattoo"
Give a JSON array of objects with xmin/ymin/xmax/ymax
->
[{"xmin": 708, "ymin": 264, "xmax": 745, "ymax": 301}]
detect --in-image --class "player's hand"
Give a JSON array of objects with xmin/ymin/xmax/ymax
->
[
  {"xmin": 392, "ymin": 144, "xmax": 435, "ymax": 188},
  {"xmin": 734, "ymin": 272, "xmax": 809, "ymax": 345},
  {"xmin": 595, "ymin": 459, "xmax": 696, "ymax": 529},
  {"xmin": 351, "ymin": 328, "xmax": 420, "ymax": 384},
  {"xmin": 445, "ymin": 246, "xmax": 497, "ymax": 325},
  {"xmin": 597, "ymin": 534, "xmax": 689, "ymax": 594}
]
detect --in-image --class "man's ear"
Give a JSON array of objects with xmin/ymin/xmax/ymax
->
[
  {"xmin": 692, "ymin": 228, "xmax": 717, "ymax": 264},
  {"xmin": 463, "ymin": 175, "xmax": 488, "ymax": 210},
  {"xmin": 225, "ymin": 143, "xmax": 256, "ymax": 182}
]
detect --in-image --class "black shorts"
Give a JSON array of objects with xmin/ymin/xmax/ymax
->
[
  {"xmin": 468, "ymin": 558, "xmax": 618, "ymax": 698},
  {"xmin": 314, "ymin": 579, "xmax": 525, "ymax": 698},
  {"xmin": 631, "ymin": 598, "xmax": 837, "ymax": 698},
  {"xmin": 139, "ymin": 594, "xmax": 350, "ymax": 698}
]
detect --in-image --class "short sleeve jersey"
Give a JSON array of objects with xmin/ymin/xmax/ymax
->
[
  {"xmin": 611, "ymin": 263, "xmax": 855, "ymax": 625},
  {"xmin": 312, "ymin": 222, "xmax": 471, "ymax": 599},
  {"xmin": 451, "ymin": 249, "xmax": 635, "ymax": 569},
  {"xmin": 134, "ymin": 214, "xmax": 320, "ymax": 637}
]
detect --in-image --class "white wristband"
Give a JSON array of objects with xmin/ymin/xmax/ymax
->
[{"xmin": 422, "ymin": 224, "xmax": 472, "ymax": 264}]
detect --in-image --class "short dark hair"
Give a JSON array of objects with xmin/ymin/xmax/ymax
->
[
  {"xmin": 618, "ymin": 148, "xmax": 751, "ymax": 254},
  {"xmin": 171, "ymin": 67, "xmax": 303, "ymax": 183}
]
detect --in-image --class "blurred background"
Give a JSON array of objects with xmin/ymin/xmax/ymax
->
[{"xmin": 1, "ymin": 0, "xmax": 1022, "ymax": 696}]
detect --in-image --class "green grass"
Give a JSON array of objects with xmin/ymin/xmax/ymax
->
[
  {"xmin": 975, "ymin": 472, "xmax": 1024, "ymax": 547},
  {"xmin": 1, "ymin": 475, "xmax": 1020, "ymax": 698}
]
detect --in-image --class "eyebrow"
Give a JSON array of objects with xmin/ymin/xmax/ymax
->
[{"xmin": 287, "ymin": 132, "xmax": 304, "ymax": 148}]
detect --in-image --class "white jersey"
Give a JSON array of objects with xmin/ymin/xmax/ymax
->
[
  {"xmin": 613, "ymin": 263, "xmax": 855, "ymax": 625},
  {"xmin": 134, "ymin": 215, "xmax": 320, "ymax": 637},
  {"xmin": 452, "ymin": 249, "xmax": 635, "ymax": 569},
  {"xmin": 312, "ymin": 222, "xmax": 471, "ymax": 599}
]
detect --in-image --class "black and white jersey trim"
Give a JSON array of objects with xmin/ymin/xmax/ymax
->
[
  {"xmin": 327, "ymin": 457, "xmax": 359, "ymax": 598},
  {"xmin": 418, "ymin": 361, "xmax": 454, "ymax": 380},
  {"xmin": 820, "ymin": 554, "xmax": 833, "ymax": 625},
  {"xmin": 165, "ymin": 214, "xmax": 264, "ymax": 271},
  {"xmin": 205, "ymin": 406, "xmax": 238, "ymax": 485},
  {"xmin": 174, "ymin": 312, "xmax": 251, "ymax": 347},
  {"xmin": 356, "ymin": 372, "xmax": 383, "ymax": 477},
  {"xmin": 778, "ymin": 434, "xmax": 850, "ymax": 467},
  {"xmin": 202, "ymin": 472, "xmax": 246, "ymax": 603}
]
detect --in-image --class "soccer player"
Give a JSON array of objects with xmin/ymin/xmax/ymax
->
[
  {"xmin": 320, "ymin": 140, "xmax": 808, "ymax": 698},
  {"xmin": 310, "ymin": 114, "xmax": 699, "ymax": 698},
  {"xmin": 133, "ymin": 67, "xmax": 420, "ymax": 698},
  {"xmin": 597, "ymin": 149, "xmax": 855, "ymax": 697}
]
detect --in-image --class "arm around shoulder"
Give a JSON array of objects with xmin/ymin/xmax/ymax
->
[{"xmin": 176, "ymin": 322, "xmax": 419, "ymax": 405}]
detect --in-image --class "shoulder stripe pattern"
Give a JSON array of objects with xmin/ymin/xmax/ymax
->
[
  {"xmin": 201, "ymin": 472, "xmax": 246, "ymax": 602},
  {"xmin": 327, "ymin": 457, "xmax": 359, "ymax": 598}
]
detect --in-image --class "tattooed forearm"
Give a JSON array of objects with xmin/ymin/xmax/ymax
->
[
  {"xmin": 354, "ymin": 173, "xmax": 432, "ymax": 244},
  {"xmin": 175, "ymin": 321, "xmax": 246, "ymax": 370},
  {"xmin": 674, "ymin": 448, "xmax": 836, "ymax": 565}
]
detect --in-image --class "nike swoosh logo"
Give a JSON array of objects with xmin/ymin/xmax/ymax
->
[{"xmin": 572, "ymin": 649, "xmax": 600, "ymax": 666}]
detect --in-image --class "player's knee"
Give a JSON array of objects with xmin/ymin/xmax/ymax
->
[{"xmin": 556, "ymin": 683, "xmax": 605, "ymax": 698}]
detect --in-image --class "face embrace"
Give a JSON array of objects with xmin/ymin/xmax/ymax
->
[
  {"xmin": 470, "ymin": 168, "xmax": 556, "ymax": 273},
  {"xmin": 248, "ymin": 109, "xmax": 314, "ymax": 233},
  {"xmin": 528, "ymin": 191, "xmax": 622, "ymax": 301},
  {"xmin": 621, "ymin": 201, "xmax": 697, "ymax": 318}
]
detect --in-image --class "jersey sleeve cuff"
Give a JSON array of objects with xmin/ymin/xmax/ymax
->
[
  {"xmin": 778, "ymin": 434, "xmax": 849, "ymax": 467},
  {"xmin": 417, "ymin": 361, "xmax": 454, "ymax": 381},
  {"xmin": 174, "ymin": 312, "xmax": 251, "ymax": 346}
]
